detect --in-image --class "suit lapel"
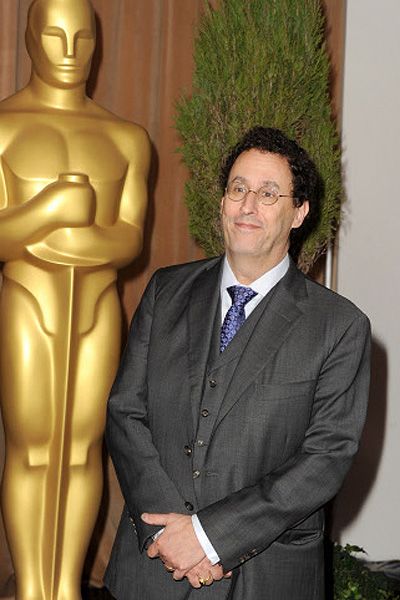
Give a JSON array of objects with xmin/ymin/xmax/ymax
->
[
  {"xmin": 215, "ymin": 262, "xmax": 308, "ymax": 427},
  {"xmin": 187, "ymin": 258, "xmax": 223, "ymax": 429}
]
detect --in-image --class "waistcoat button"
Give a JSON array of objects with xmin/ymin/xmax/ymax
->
[{"xmin": 184, "ymin": 445, "xmax": 192, "ymax": 456}]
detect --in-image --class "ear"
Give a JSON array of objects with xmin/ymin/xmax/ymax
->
[
  {"xmin": 220, "ymin": 196, "xmax": 225, "ymax": 214},
  {"xmin": 291, "ymin": 200, "xmax": 309, "ymax": 230}
]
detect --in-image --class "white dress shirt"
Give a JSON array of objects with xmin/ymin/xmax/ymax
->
[{"xmin": 192, "ymin": 254, "xmax": 290, "ymax": 564}]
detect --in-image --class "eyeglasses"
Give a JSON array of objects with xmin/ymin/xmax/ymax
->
[{"xmin": 225, "ymin": 181, "xmax": 297, "ymax": 206}]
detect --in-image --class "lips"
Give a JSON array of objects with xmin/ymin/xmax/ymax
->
[
  {"xmin": 58, "ymin": 64, "xmax": 79, "ymax": 70},
  {"xmin": 234, "ymin": 221, "xmax": 262, "ymax": 230}
]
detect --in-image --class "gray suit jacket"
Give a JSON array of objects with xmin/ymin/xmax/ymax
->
[{"xmin": 105, "ymin": 257, "xmax": 371, "ymax": 600}]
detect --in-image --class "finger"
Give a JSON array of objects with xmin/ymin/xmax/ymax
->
[
  {"xmin": 164, "ymin": 565, "xmax": 175, "ymax": 573},
  {"xmin": 141, "ymin": 512, "xmax": 170, "ymax": 526},
  {"xmin": 209, "ymin": 565, "xmax": 224, "ymax": 581},
  {"xmin": 172, "ymin": 569, "xmax": 185, "ymax": 581},
  {"xmin": 186, "ymin": 572, "xmax": 202, "ymax": 589},
  {"xmin": 224, "ymin": 570, "xmax": 233, "ymax": 578},
  {"xmin": 146, "ymin": 542, "xmax": 159, "ymax": 558}
]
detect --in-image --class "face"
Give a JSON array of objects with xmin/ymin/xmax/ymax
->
[
  {"xmin": 26, "ymin": 0, "xmax": 95, "ymax": 89},
  {"xmin": 220, "ymin": 149, "xmax": 309, "ymax": 273}
]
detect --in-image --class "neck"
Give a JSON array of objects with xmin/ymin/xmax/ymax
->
[
  {"xmin": 28, "ymin": 72, "xmax": 88, "ymax": 111},
  {"xmin": 226, "ymin": 250, "xmax": 288, "ymax": 285}
]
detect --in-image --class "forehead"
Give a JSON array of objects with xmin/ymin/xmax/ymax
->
[
  {"xmin": 229, "ymin": 149, "xmax": 292, "ymax": 187},
  {"xmin": 30, "ymin": 0, "xmax": 94, "ymax": 34}
]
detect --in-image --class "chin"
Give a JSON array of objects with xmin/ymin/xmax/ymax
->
[
  {"xmin": 229, "ymin": 237, "xmax": 265, "ymax": 255},
  {"xmin": 228, "ymin": 245, "xmax": 264, "ymax": 258},
  {"xmin": 51, "ymin": 75, "xmax": 86, "ymax": 89}
]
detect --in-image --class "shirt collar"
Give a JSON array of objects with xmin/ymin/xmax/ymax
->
[{"xmin": 221, "ymin": 254, "xmax": 290, "ymax": 298}]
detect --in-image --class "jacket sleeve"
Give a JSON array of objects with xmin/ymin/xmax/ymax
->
[
  {"xmin": 106, "ymin": 272, "xmax": 185, "ymax": 550},
  {"xmin": 197, "ymin": 312, "xmax": 371, "ymax": 572}
]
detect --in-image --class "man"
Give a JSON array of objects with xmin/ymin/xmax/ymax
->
[{"xmin": 105, "ymin": 127, "xmax": 370, "ymax": 599}]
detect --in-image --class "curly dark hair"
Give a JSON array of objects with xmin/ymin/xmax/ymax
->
[{"xmin": 221, "ymin": 126, "xmax": 321, "ymax": 208}]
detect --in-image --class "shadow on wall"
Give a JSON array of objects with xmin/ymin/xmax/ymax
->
[{"xmin": 331, "ymin": 336, "xmax": 388, "ymax": 539}]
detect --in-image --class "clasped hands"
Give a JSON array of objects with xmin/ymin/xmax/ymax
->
[{"xmin": 141, "ymin": 512, "xmax": 232, "ymax": 588}]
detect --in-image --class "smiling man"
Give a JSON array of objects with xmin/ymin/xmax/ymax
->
[{"xmin": 106, "ymin": 127, "xmax": 371, "ymax": 600}]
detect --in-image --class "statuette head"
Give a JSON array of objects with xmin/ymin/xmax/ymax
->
[{"xmin": 26, "ymin": 0, "xmax": 96, "ymax": 89}]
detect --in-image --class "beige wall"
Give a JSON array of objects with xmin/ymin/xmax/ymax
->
[{"xmin": 333, "ymin": 0, "xmax": 400, "ymax": 560}]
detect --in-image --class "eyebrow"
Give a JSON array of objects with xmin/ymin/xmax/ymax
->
[
  {"xmin": 230, "ymin": 175, "xmax": 280, "ymax": 188},
  {"xmin": 43, "ymin": 26, "xmax": 93, "ymax": 38}
]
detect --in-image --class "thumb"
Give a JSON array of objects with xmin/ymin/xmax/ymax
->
[{"xmin": 141, "ymin": 512, "xmax": 170, "ymax": 526}]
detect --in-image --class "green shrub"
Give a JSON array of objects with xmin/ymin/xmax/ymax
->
[
  {"xmin": 176, "ymin": 0, "xmax": 341, "ymax": 271},
  {"xmin": 333, "ymin": 545, "xmax": 400, "ymax": 600}
]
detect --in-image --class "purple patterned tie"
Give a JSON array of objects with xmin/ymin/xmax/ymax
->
[{"xmin": 220, "ymin": 285, "xmax": 258, "ymax": 352}]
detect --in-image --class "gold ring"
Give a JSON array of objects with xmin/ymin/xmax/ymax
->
[
  {"xmin": 165, "ymin": 566, "xmax": 175, "ymax": 573},
  {"xmin": 198, "ymin": 574, "xmax": 211, "ymax": 585}
]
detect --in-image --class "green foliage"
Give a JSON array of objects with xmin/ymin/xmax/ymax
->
[
  {"xmin": 333, "ymin": 545, "xmax": 400, "ymax": 600},
  {"xmin": 175, "ymin": 0, "xmax": 342, "ymax": 271}
]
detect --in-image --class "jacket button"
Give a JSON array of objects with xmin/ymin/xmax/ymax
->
[
  {"xmin": 209, "ymin": 379, "xmax": 217, "ymax": 387},
  {"xmin": 185, "ymin": 501, "xmax": 194, "ymax": 511},
  {"xmin": 192, "ymin": 469, "xmax": 201, "ymax": 479},
  {"xmin": 201, "ymin": 409, "xmax": 209, "ymax": 418},
  {"xmin": 184, "ymin": 445, "xmax": 192, "ymax": 456}
]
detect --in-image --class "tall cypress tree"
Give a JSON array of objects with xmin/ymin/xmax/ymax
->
[{"xmin": 175, "ymin": 0, "xmax": 341, "ymax": 272}]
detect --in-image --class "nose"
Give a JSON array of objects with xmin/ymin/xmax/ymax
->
[
  {"xmin": 240, "ymin": 189, "xmax": 258, "ymax": 214},
  {"xmin": 65, "ymin": 33, "xmax": 76, "ymax": 58}
]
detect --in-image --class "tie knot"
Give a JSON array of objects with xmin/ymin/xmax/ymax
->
[{"xmin": 227, "ymin": 285, "xmax": 257, "ymax": 308}]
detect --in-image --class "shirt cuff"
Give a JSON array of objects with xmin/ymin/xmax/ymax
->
[
  {"xmin": 152, "ymin": 528, "xmax": 164, "ymax": 541},
  {"xmin": 191, "ymin": 514, "xmax": 220, "ymax": 565}
]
